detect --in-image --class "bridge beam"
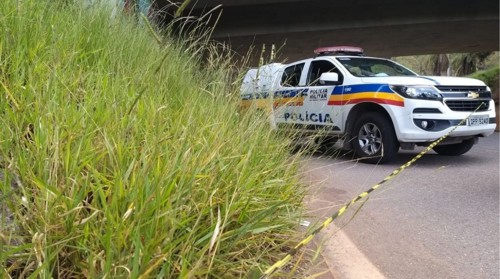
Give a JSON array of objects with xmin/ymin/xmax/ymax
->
[{"xmin": 155, "ymin": 0, "xmax": 499, "ymax": 61}]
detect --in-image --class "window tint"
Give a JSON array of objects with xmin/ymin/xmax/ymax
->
[
  {"xmin": 307, "ymin": 60, "xmax": 342, "ymax": 86},
  {"xmin": 336, "ymin": 57, "xmax": 417, "ymax": 77},
  {"xmin": 281, "ymin": 63, "xmax": 304, "ymax": 87}
]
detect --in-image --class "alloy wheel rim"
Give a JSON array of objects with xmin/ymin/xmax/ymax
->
[{"xmin": 358, "ymin": 123, "xmax": 382, "ymax": 155}]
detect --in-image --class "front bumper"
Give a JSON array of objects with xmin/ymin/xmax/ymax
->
[{"xmin": 389, "ymin": 99, "xmax": 497, "ymax": 142}]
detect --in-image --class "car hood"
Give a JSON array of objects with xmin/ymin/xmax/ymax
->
[{"xmin": 360, "ymin": 76, "xmax": 486, "ymax": 86}]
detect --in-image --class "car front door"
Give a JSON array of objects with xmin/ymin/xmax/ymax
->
[{"xmin": 302, "ymin": 59, "xmax": 344, "ymax": 132}]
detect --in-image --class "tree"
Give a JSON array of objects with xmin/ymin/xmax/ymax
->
[
  {"xmin": 429, "ymin": 54, "xmax": 450, "ymax": 76},
  {"xmin": 451, "ymin": 52, "xmax": 493, "ymax": 76}
]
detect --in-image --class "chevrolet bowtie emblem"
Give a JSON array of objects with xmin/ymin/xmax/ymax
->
[{"xmin": 468, "ymin": 91, "xmax": 480, "ymax": 99}]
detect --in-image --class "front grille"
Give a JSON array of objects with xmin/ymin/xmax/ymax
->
[
  {"xmin": 436, "ymin": 85, "xmax": 487, "ymax": 92},
  {"xmin": 438, "ymin": 85, "xmax": 492, "ymax": 112},
  {"xmin": 445, "ymin": 100, "xmax": 490, "ymax": 112}
]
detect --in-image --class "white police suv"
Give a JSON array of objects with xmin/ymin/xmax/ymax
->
[{"xmin": 240, "ymin": 46, "xmax": 497, "ymax": 163}]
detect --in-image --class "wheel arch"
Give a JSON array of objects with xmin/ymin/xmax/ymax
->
[
  {"xmin": 344, "ymin": 103, "xmax": 396, "ymax": 148},
  {"xmin": 347, "ymin": 104, "xmax": 400, "ymax": 163}
]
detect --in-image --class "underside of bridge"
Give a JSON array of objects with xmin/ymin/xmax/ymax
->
[{"xmin": 153, "ymin": 0, "xmax": 499, "ymax": 63}]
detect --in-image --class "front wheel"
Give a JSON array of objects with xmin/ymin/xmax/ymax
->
[
  {"xmin": 352, "ymin": 112, "xmax": 399, "ymax": 164},
  {"xmin": 432, "ymin": 139, "xmax": 475, "ymax": 156}
]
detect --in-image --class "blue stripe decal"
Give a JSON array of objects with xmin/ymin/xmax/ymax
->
[
  {"xmin": 331, "ymin": 84, "xmax": 393, "ymax": 95},
  {"xmin": 332, "ymin": 86, "xmax": 344, "ymax": 94},
  {"xmin": 274, "ymin": 88, "xmax": 309, "ymax": 98}
]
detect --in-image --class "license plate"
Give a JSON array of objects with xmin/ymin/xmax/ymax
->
[{"xmin": 468, "ymin": 115, "xmax": 489, "ymax": 126}]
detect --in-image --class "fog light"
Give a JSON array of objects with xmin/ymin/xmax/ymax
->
[{"xmin": 414, "ymin": 119, "xmax": 450, "ymax": 131}]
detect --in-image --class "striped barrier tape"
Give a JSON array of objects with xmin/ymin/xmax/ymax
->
[{"xmin": 259, "ymin": 103, "xmax": 485, "ymax": 278}]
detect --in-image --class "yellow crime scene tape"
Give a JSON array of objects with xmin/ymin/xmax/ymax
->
[{"xmin": 259, "ymin": 103, "xmax": 485, "ymax": 278}]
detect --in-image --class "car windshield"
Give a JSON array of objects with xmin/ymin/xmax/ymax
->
[{"xmin": 336, "ymin": 57, "xmax": 417, "ymax": 77}]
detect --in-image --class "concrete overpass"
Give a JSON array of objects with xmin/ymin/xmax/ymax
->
[{"xmin": 153, "ymin": 0, "xmax": 499, "ymax": 62}]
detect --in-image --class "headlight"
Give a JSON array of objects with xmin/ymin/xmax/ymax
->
[{"xmin": 390, "ymin": 85, "xmax": 442, "ymax": 101}]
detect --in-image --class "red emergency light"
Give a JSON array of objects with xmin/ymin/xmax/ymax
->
[{"xmin": 314, "ymin": 46, "xmax": 364, "ymax": 56}]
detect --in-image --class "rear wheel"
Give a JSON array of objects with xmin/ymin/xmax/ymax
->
[
  {"xmin": 352, "ymin": 112, "xmax": 399, "ymax": 164},
  {"xmin": 432, "ymin": 139, "xmax": 475, "ymax": 156}
]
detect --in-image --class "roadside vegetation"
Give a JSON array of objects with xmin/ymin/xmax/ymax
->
[
  {"xmin": 0, "ymin": 0, "xmax": 307, "ymax": 277},
  {"xmin": 469, "ymin": 66, "xmax": 500, "ymax": 95},
  {"xmin": 392, "ymin": 52, "xmax": 499, "ymax": 77}
]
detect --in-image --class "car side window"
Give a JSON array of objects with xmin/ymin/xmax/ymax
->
[
  {"xmin": 307, "ymin": 60, "xmax": 342, "ymax": 86},
  {"xmin": 281, "ymin": 63, "xmax": 304, "ymax": 87}
]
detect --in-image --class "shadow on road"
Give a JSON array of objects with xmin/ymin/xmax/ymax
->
[{"xmin": 303, "ymin": 144, "xmax": 488, "ymax": 168}]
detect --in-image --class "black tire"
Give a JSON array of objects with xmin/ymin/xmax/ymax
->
[
  {"xmin": 352, "ymin": 112, "xmax": 399, "ymax": 164},
  {"xmin": 432, "ymin": 139, "xmax": 475, "ymax": 156}
]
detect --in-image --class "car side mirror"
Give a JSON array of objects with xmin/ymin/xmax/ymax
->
[{"xmin": 319, "ymin": 72, "xmax": 341, "ymax": 85}]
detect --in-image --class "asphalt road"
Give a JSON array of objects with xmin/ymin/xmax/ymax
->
[{"xmin": 303, "ymin": 132, "xmax": 499, "ymax": 279}]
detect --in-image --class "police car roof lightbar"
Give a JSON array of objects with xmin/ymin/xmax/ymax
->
[{"xmin": 314, "ymin": 46, "xmax": 364, "ymax": 57}]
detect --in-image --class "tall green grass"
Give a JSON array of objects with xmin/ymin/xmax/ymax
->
[{"xmin": 0, "ymin": 1, "xmax": 306, "ymax": 277}]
